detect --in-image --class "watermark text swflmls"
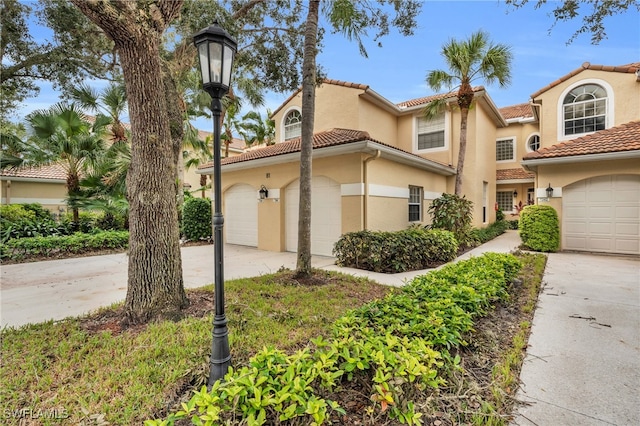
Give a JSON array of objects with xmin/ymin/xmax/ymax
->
[{"xmin": 3, "ymin": 408, "xmax": 69, "ymax": 420}]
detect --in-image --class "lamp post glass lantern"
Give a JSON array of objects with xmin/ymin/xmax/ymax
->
[{"xmin": 193, "ymin": 22, "xmax": 237, "ymax": 385}]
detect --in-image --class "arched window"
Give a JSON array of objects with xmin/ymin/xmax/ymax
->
[
  {"xmin": 284, "ymin": 109, "xmax": 302, "ymax": 140},
  {"xmin": 563, "ymin": 84, "xmax": 607, "ymax": 136},
  {"xmin": 527, "ymin": 134, "xmax": 540, "ymax": 152}
]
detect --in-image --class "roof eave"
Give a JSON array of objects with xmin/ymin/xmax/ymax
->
[
  {"xmin": 198, "ymin": 140, "xmax": 456, "ymax": 176},
  {"xmin": 521, "ymin": 149, "xmax": 640, "ymax": 169}
]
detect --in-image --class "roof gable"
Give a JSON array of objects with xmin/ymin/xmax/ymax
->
[{"xmin": 530, "ymin": 62, "xmax": 640, "ymax": 99}]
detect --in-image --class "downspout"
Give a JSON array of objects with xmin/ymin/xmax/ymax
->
[
  {"xmin": 363, "ymin": 150, "xmax": 381, "ymax": 230},
  {"xmin": 528, "ymin": 99, "xmax": 543, "ymax": 204}
]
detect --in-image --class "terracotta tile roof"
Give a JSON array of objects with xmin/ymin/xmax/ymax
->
[
  {"xmin": 497, "ymin": 168, "xmax": 535, "ymax": 181},
  {"xmin": 198, "ymin": 128, "xmax": 449, "ymax": 169},
  {"xmin": 1, "ymin": 164, "xmax": 67, "ymax": 181},
  {"xmin": 499, "ymin": 103, "xmax": 534, "ymax": 120},
  {"xmin": 531, "ymin": 62, "xmax": 640, "ymax": 99},
  {"xmin": 523, "ymin": 121, "xmax": 640, "ymax": 160},
  {"xmin": 270, "ymin": 79, "xmax": 370, "ymax": 117},
  {"xmin": 397, "ymin": 86, "xmax": 485, "ymax": 109}
]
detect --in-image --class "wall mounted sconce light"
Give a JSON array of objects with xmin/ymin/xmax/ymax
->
[
  {"xmin": 546, "ymin": 183, "xmax": 554, "ymax": 198},
  {"xmin": 513, "ymin": 190, "xmax": 518, "ymax": 198},
  {"xmin": 259, "ymin": 185, "xmax": 269, "ymax": 200}
]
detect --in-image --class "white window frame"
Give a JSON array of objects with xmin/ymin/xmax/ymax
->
[
  {"xmin": 281, "ymin": 107, "xmax": 302, "ymax": 141},
  {"xmin": 556, "ymin": 79, "xmax": 615, "ymax": 141},
  {"xmin": 525, "ymin": 133, "xmax": 540, "ymax": 153},
  {"xmin": 414, "ymin": 112, "xmax": 449, "ymax": 153},
  {"xmin": 496, "ymin": 137, "xmax": 516, "ymax": 162},
  {"xmin": 408, "ymin": 185, "xmax": 423, "ymax": 222}
]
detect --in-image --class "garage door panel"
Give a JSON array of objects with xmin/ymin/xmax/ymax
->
[
  {"xmin": 286, "ymin": 176, "xmax": 341, "ymax": 256},
  {"xmin": 563, "ymin": 175, "xmax": 640, "ymax": 255},
  {"xmin": 225, "ymin": 184, "xmax": 258, "ymax": 247}
]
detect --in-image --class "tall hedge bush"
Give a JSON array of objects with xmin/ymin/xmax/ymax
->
[
  {"xmin": 519, "ymin": 205, "xmax": 559, "ymax": 252},
  {"xmin": 182, "ymin": 197, "xmax": 212, "ymax": 240}
]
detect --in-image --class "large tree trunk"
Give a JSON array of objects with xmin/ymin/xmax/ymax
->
[
  {"xmin": 296, "ymin": 0, "xmax": 319, "ymax": 277},
  {"xmin": 71, "ymin": 0, "xmax": 187, "ymax": 323}
]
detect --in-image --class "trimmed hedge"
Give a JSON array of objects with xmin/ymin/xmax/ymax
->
[
  {"xmin": 333, "ymin": 228, "xmax": 458, "ymax": 273},
  {"xmin": 182, "ymin": 197, "xmax": 212, "ymax": 241},
  {"xmin": 471, "ymin": 220, "xmax": 508, "ymax": 244},
  {"xmin": 1, "ymin": 231, "xmax": 129, "ymax": 261},
  {"xmin": 519, "ymin": 205, "xmax": 559, "ymax": 252},
  {"xmin": 149, "ymin": 253, "xmax": 522, "ymax": 426}
]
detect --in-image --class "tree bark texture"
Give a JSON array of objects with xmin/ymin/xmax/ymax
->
[
  {"xmin": 454, "ymin": 81, "xmax": 474, "ymax": 196},
  {"xmin": 296, "ymin": 0, "xmax": 319, "ymax": 277},
  {"xmin": 71, "ymin": 0, "xmax": 187, "ymax": 323}
]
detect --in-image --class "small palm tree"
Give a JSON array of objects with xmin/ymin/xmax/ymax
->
[
  {"xmin": 23, "ymin": 102, "xmax": 108, "ymax": 223},
  {"xmin": 239, "ymin": 110, "xmax": 276, "ymax": 146},
  {"xmin": 426, "ymin": 30, "xmax": 512, "ymax": 195},
  {"xmin": 70, "ymin": 83, "xmax": 129, "ymax": 143}
]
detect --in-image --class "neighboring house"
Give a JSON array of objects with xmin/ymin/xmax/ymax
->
[
  {"xmin": 0, "ymin": 164, "xmax": 68, "ymax": 215},
  {"xmin": 1, "ymin": 127, "xmax": 245, "ymax": 214},
  {"xmin": 200, "ymin": 63, "xmax": 639, "ymax": 257}
]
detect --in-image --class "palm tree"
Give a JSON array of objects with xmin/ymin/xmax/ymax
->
[
  {"xmin": 70, "ymin": 83, "xmax": 129, "ymax": 143},
  {"xmin": 239, "ymin": 110, "xmax": 275, "ymax": 146},
  {"xmin": 23, "ymin": 102, "xmax": 108, "ymax": 223},
  {"xmin": 426, "ymin": 30, "xmax": 512, "ymax": 195}
]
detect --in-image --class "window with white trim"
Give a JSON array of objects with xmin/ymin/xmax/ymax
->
[
  {"xmin": 408, "ymin": 186, "xmax": 422, "ymax": 222},
  {"xmin": 496, "ymin": 191, "xmax": 514, "ymax": 212},
  {"xmin": 416, "ymin": 114, "xmax": 445, "ymax": 150},
  {"xmin": 284, "ymin": 110, "xmax": 302, "ymax": 140},
  {"xmin": 563, "ymin": 84, "xmax": 607, "ymax": 136},
  {"xmin": 526, "ymin": 134, "xmax": 540, "ymax": 152},
  {"xmin": 496, "ymin": 138, "xmax": 515, "ymax": 162}
]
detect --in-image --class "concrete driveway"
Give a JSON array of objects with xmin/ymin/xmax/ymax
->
[
  {"xmin": 511, "ymin": 252, "xmax": 640, "ymax": 426},
  {"xmin": 0, "ymin": 244, "xmax": 335, "ymax": 327}
]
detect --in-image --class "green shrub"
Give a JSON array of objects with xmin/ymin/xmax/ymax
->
[
  {"xmin": 519, "ymin": 205, "xmax": 559, "ymax": 252},
  {"xmin": 506, "ymin": 219, "xmax": 519, "ymax": 230},
  {"xmin": 427, "ymin": 194, "xmax": 475, "ymax": 247},
  {"xmin": 61, "ymin": 211, "xmax": 101, "ymax": 233},
  {"xmin": 496, "ymin": 209, "xmax": 505, "ymax": 222},
  {"xmin": 0, "ymin": 204, "xmax": 36, "ymax": 223},
  {"xmin": 150, "ymin": 253, "xmax": 522, "ymax": 426},
  {"xmin": 1, "ymin": 230, "xmax": 129, "ymax": 261},
  {"xmin": 20, "ymin": 203, "xmax": 53, "ymax": 221},
  {"xmin": 333, "ymin": 228, "xmax": 458, "ymax": 273},
  {"xmin": 95, "ymin": 212, "xmax": 127, "ymax": 231},
  {"xmin": 182, "ymin": 197, "xmax": 212, "ymax": 240},
  {"xmin": 471, "ymin": 220, "xmax": 508, "ymax": 244}
]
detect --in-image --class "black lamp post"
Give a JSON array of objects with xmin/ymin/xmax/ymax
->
[{"xmin": 193, "ymin": 22, "xmax": 237, "ymax": 385}]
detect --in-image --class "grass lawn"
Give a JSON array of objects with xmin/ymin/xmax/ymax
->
[{"xmin": 1, "ymin": 253, "xmax": 546, "ymax": 425}]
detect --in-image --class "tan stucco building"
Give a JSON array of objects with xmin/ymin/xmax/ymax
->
[{"xmin": 199, "ymin": 63, "xmax": 639, "ymax": 257}]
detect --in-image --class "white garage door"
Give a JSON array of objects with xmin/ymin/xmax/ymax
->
[
  {"xmin": 563, "ymin": 175, "xmax": 640, "ymax": 255},
  {"xmin": 285, "ymin": 176, "xmax": 341, "ymax": 256},
  {"xmin": 224, "ymin": 184, "xmax": 258, "ymax": 246}
]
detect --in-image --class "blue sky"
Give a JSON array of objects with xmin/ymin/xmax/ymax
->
[{"xmin": 16, "ymin": 1, "xmax": 640, "ymax": 132}]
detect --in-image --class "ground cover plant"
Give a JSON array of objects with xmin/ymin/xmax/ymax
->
[{"xmin": 1, "ymin": 253, "xmax": 546, "ymax": 426}]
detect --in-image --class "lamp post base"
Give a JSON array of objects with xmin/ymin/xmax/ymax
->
[{"xmin": 208, "ymin": 315, "xmax": 231, "ymax": 386}]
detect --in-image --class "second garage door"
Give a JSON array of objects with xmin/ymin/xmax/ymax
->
[
  {"xmin": 225, "ymin": 184, "xmax": 258, "ymax": 246},
  {"xmin": 563, "ymin": 175, "xmax": 640, "ymax": 255},
  {"xmin": 285, "ymin": 176, "xmax": 342, "ymax": 256}
]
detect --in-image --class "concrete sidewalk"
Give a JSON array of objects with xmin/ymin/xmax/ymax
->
[{"xmin": 511, "ymin": 252, "xmax": 640, "ymax": 426}]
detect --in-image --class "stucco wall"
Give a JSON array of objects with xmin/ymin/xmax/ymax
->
[
  {"xmin": 534, "ymin": 69, "xmax": 640, "ymax": 147},
  {"xmin": 1, "ymin": 180, "xmax": 67, "ymax": 213}
]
